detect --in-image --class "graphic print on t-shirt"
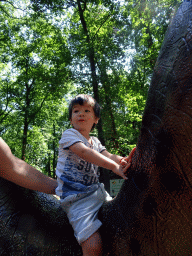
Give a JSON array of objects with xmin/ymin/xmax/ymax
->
[{"xmin": 55, "ymin": 128, "xmax": 106, "ymax": 198}]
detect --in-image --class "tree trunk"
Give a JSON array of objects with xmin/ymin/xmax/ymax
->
[
  {"xmin": 21, "ymin": 119, "xmax": 28, "ymax": 160},
  {"xmin": 97, "ymin": 59, "xmax": 119, "ymax": 150},
  {"xmin": 21, "ymin": 81, "xmax": 30, "ymax": 160},
  {"xmin": 52, "ymin": 123, "xmax": 57, "ymax": 179},
  {"xmin": 77, "ymin": 0, "xmax": 110, "ymax": 192}
]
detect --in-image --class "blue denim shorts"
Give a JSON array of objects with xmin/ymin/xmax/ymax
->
[{"xmin": 60, "ymin": 183, "xmax": 112, "ymax": 244}]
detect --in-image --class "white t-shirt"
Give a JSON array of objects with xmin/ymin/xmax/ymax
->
[{"xmin": 55, "ymin": 128, "xmax": 106, "ymax": 199}]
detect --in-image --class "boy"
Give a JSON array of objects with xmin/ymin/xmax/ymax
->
[{"xmin": 55, "ymin": 94, "xmax": 134, "ymax": 256}]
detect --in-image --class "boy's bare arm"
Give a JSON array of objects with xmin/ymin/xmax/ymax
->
[
  {"xmin": 69, "ymin": 142, "xmax": 127, "ymax": 179},
  {"xmin": 0, "ymin": 138, "xmax": 57, "ymax": 194},
  {"xmin": 101, "ymin": 150, "xmax": 122, "ymax": 164}
]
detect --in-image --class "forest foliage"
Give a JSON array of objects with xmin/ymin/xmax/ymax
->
[{"xmin": 0, "ymin": 0, "xmax": 182, "ymax": 179}]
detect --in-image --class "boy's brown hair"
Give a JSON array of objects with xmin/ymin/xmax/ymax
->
[{"xmin": 69, "ymin": 94, "xmax": 100, "ymax": 130}]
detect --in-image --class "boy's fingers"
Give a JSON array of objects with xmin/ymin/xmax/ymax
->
[
  {"xmin": 120, "ymin": 158, "xmax": 127, "ymax": 166},
  {"xmin": 127, "ymin": 147, "xmax": 136, "ymax": 161},
  {"xmin": 130, "ymin": 147, "xmax": 136, "ymax": 158},
  {"xmin": 121, "ymin": 147, "xmax": 137, "ymax": 179},
  {"xmin": 123, "ymin": 162, "xmax": 131, "ymax": 173},
  {"xmin": 122, "ymin": 174, "xmax": 128, "ymax": 180}
]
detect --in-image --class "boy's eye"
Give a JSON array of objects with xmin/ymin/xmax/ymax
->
[
  {"xmin": 74, "ymin": 110, "xmax": 79, "ymax": 113},
  {"xmin": 85, "ymin": 110, "xmax": 90, "ymax": 112}
]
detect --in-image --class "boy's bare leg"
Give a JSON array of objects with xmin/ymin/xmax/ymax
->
[{"xmin": 81, "ymin": 231, "xmax": 102, "ymax": 256}]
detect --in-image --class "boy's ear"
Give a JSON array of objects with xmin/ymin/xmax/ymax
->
[{"xmin": 95, "ymin": 117, "xmax": 99, "ymax": 124}]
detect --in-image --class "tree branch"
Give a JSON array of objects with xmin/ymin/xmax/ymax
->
[
  {"xmin": 1, "ymin": 0, "xmax": 26, "ymax": 11},
  {"xmin": 28, "ymin": 91, "xmax": 49, "ymax": 124},
  {"xmin": 92, "ymin": 13, "xmax": 112, "ymax": 42},
  {"xmin": 0, "ymin": 3, "xmax": 26, "ymax": 19}
]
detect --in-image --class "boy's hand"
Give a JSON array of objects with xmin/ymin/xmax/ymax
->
[
  {"xmin": 112, "ymin": 164, "xmax": 128, "ymax": 180},
  {"xmin": 120, "ymin": 147, "xmax": 136, "ymax": 173},
  {"xmin": 120, "ymin": 157, "xmax": 128, "ymax": 167}
]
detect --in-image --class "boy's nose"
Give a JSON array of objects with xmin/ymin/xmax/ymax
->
[{"xmin": 79, "ymin": 111, "xmax": 84, "ymax": 116}]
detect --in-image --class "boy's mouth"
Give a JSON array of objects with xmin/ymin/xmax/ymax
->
[{"xmin": 78, "ymin": 119, "xmax": 85, "ymax": 122}]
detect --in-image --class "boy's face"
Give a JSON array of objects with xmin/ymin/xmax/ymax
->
[{"xmin": 70, "ymin": 103, "xmax": 99, "ymax": 134}]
